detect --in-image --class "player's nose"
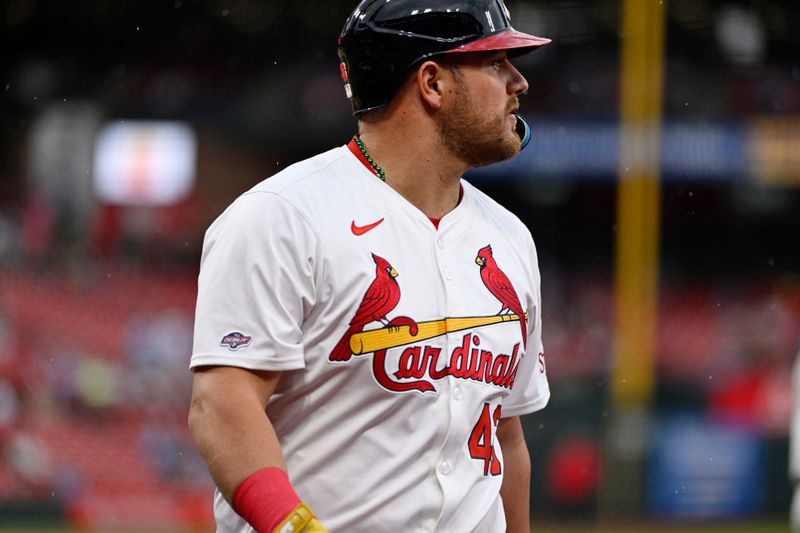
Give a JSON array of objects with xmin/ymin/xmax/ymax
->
[{"xmin": 508, "ymin": 64, "xmax": 529, "ymax": 96}]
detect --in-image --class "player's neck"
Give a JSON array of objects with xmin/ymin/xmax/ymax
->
[{"xmin": 357, "ymin": 125, "xmax": 466, "ymax": 220}]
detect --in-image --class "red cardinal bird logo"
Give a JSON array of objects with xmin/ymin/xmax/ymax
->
[
  {"xmin": 329, "ymin": 253, "xmax": 401, "ymax": 362},
  {"xmin": 475, "ymin": 244, "xmax": 527, "ymax": 348}
]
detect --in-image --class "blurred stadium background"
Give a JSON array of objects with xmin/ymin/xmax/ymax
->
[{"xmin": 1, "ymin": 0, "xmax": 799, "ymax": 531}]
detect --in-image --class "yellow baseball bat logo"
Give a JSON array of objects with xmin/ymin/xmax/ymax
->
[{"xmin": 349, "ymin": 313, "xmax": 527, "ymax": 355}]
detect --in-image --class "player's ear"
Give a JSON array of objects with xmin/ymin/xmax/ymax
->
[{"xmin": 416, "ymin": 60, "xmax": 451, "ymax": 111}]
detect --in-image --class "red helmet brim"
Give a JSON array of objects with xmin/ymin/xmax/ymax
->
[{"xmin": 447, "ymin": 29, "xmax": 551, "ymax": 54}]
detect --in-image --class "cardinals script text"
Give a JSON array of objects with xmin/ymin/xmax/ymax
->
[{"xmin": 371, "ymin": 333, "xmax": 522, "ymax": 394}]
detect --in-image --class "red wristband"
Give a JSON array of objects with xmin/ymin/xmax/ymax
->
[{"xmin": 232, "ymin": 467, "xmax": 302, "ymax": 533}]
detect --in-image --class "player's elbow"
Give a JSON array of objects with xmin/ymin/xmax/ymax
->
[
  {"xmin": 187, "ymin": 376, "xmax": 214, "ymax": 445},
  {"xmin": 187, "ymin": 391, "xmax": 204, "ymax": 443}
]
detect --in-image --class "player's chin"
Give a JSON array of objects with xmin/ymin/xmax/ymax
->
[
  {"xmin": 501, "ymin": 126, "xmax": 522, "ymax": 155},
  {"xmin": 473, "ymin": 135, "xmax": 520, "ymax": 167},
  {"xmin": 502, "ymin": 138, "xmax": 521, "ymax": 159},
  {"xmin": 507, "ymin": 116, "xmax": 521, "ymax": 141}
]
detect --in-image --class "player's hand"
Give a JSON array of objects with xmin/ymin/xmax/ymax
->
[{"xmin": 274, "ymin": 503, "xmax": 329, "ymax": 533}]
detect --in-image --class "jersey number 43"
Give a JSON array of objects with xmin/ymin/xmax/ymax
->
[{"xmin": 468, "ymin": 402, "xmax": 502, "ymax": 476}]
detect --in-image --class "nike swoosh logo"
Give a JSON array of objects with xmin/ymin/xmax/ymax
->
[{"xmin": 351, "ymin": 218, "xmax": 384, "ymax": 236}]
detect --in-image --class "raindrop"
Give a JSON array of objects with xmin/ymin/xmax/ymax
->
[
  {"xmin": 222, "ymin": 9, "xmax": 230, "ymax": 16},
  {"xmin": 793, "ymin": 67, "xmax": 800, "ymax": 81},
  {"xmin": 5, "ymin": 84, "xmax": 10, "ymax": 91},
  {"xmin": 688, "ymin": 191, "xmax": 694, "ymax": 197},
  {"xmin": 768, "ymin": 257, "xmax": 775, "ymax": 267},
  {"xmin": 174, "ymin": 0, "xmax": 182, "ymax": 7}
]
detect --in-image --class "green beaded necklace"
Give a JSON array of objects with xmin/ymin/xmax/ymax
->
[{"xmin": 354, "ymin": 134, "xmax": 386, "ymax": 182}]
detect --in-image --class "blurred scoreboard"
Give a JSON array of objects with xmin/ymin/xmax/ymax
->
[{"xmin": 470, "ymin": 116, "xmax": 800, "ymax": 184}]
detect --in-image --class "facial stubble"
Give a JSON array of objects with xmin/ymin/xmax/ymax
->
[{"xmin": 437, "ymin": 80, "xmax": 521, "ymax": 168}]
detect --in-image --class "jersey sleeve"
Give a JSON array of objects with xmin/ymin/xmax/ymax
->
[
  {"xmin": 190, "ymin": 191, "xmax": 319, "ymax": 371},
  {"xmin": 501, "ymin": 233, "xmax": 550, "ymax": 417}
]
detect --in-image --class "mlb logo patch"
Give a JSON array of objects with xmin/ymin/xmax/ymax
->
[{"xmin": 220, "ymin": 332, "xmax": 252, "ymax": 350}]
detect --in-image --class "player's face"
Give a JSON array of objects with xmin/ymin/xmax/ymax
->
[{"xmin": 436, "ymin": 51, "xmax": 529, "ymax": 168}]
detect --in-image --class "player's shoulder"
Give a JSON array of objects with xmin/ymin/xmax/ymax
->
[
  {"xmin": 462, "ymin": 179, "xmax": 534, "ymax": 244},
  {"xmin": 207, "ymin": 146, "xmax": 352, "ymax": 235},
  {"xmin": 247, "ymin": 146, "xmax": 350, "ymax": 199},
  {"xmin": 224, "ymin": 145, "xmax": 352, "ymax": 216}
]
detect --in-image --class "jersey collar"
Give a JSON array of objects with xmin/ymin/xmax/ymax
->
[{"xmin": 346, "ymin": 137, "xmax": 463, "ymax": 230}]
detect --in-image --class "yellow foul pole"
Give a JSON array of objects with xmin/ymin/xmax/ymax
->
[
  {"xmin": 613, "ymin": 0, "xmax": 666, "ymax": 410},
  {"xmin": 601, "ymin": 0, "xmax": 667, "ymax": 517}
]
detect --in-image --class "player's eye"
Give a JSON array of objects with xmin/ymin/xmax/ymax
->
[{"xmin": 489, "ymin": 52, "xmax": 507, "ymax": 66}]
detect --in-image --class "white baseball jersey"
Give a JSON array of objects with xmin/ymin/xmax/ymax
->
[{"xmin": 191, "ymin": 142, "xmax": 549, "ymax": 533}]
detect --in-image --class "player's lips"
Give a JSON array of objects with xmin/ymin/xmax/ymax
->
[{"xmin": 508, "ymin": 112, "xmax": 518, "ymax": 128}]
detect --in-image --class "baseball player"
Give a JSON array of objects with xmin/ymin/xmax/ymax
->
[{"xmin": 188, "ymin": 1, "xmax": 551, "ymax": 531}]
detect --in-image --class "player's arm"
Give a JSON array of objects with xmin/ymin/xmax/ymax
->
[
  {"xmin": 188, "ymin": 365, "xmax": 327, "ymax": 532},
  {"xmin": 189, "ymin": 365, "xmax": 284, "ymax": 500},
  {"xmin": 497, "ymin": 415, "xmax": 531, "ymax": 533}
]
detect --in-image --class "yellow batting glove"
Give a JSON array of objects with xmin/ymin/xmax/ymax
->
[
  {"xmin": 274, "ymin": 503, "xmax": 329, "ymax": 533},
  {"xmin": 301, "ymin": 518, "xmax": 328, "ymax": 532}
]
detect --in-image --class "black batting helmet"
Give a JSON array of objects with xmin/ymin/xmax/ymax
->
[{"xmin": 338, "ymin": 0, "xmax": 551, "ymax": 115}]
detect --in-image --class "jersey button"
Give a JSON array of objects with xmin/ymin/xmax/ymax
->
[
  {"xmin": 437, "ymin": 237, "xmax": 444, "ymax": 249},
  {"xmin": 453, "ymin": 386, "xmax": 463, "ymax": 400},
  {"xmin": 439, "ymin": 461, "xmax": 452, "ymax": 475},
  {"xmin": 443, "ymin": 268, "xmax": 453, "ymax": 280}
]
